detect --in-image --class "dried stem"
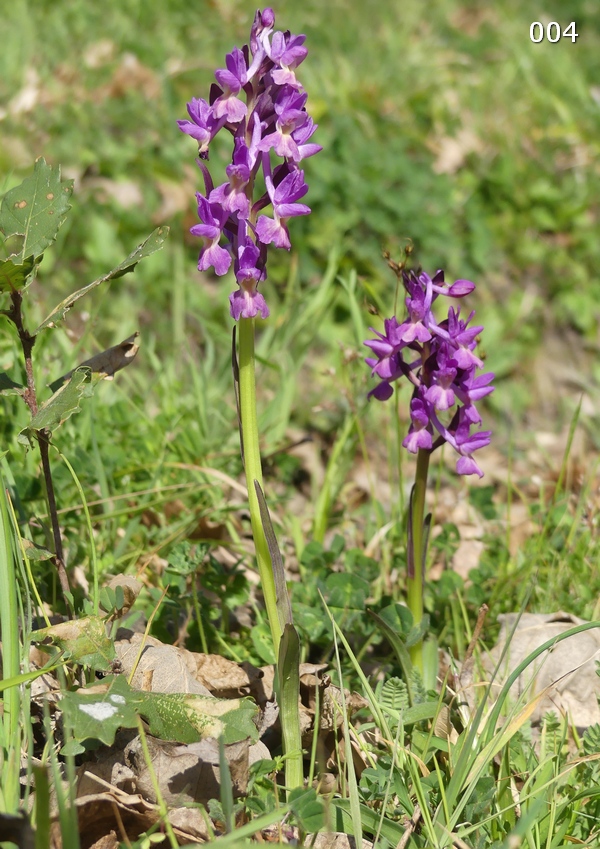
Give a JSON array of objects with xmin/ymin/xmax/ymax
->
[{"xmin": 7, "ymin": 290, "xmax": 72, "ymax": 607}]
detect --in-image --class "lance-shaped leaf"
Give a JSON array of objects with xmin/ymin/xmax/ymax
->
[
  {"xmin": 18, "ymin": 367, "xmax": 93, "ymax": 446},
  {"xmin": 49, "ymin": 332, "xmax": 140, "ymax": 392},
  {"xmin": 0, "ymin": 256, "xmax": 38, "ymax": 294},
  {"xmin": 61, "ymin": 675, "xmax": 259, "ymax": 747},
  {"xmin": 0, "ymin": 158, "xmax": 73, "ymax": 262},
  {"xmin": 35, "ymin": 226, "xmax": 169, "ymax": 333},
  {"xmin": 32, "ymin": 615, "xmax": 116, "ymax": 672}
]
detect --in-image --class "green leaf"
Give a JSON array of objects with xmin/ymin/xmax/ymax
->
[
  {"xmin": 288, "ymin": 788, "xmax": 325, "ymax": 832},
  {"xmin": 0, "ymin": 256, "xmax": 38, "ymax": 293},
  {"xmin": 0, "ymin": 373, "xmax": 24, "ymax": 396},
  {"xmin": 61, "ymin": 675, "xmax": 259, "ymax": 747},
  {"xmin": 324, "ymin": 573, "xmax": 370, "ymax": 609},
  {"xmin": 35, "ymin": 226, "xmax": 169, "ymax": 333},
  {"xmin": 0, "ymin": 158, "xmax": 73, "ymax": 262},
  {"xmin": 251, "ymin": 621, "xmax": 276, "ymax": 665},
  {"xmin": 32, "ymin": 615, "xmax": 116, "ymax": 671},
  {"xmin": 332, "ymin": 798, "xmax": 406, "ymax": 843},
  {"xmin": 61, "ymin": 675, "xmax": 141, "ymax": 746},
  {"xmin": 20, "ymin": 538, "xmax": 53, "ymax": 561},
  {"xmin": 18, "ymin": 367, "xmax": 93, "ymax": 446}
]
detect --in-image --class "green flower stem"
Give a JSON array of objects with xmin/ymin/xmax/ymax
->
[
  {"xmin": 0, "ymin": 471, "xmax": 21, "ymax": 814},
  {"xmin": 407, "ymin": 448, "xmax": 431, "ymax": 671},
  {"xmin": 238, "ymin": 317, "xmax": 282, "ymax": 657}
]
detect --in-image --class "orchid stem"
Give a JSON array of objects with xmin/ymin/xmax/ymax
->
[
  {"xmin": 238, "ymin": 317, "xmax": 282, "ymax": 658},
  {"xmin": 407, "ymin": 447, "xmax": 430, "ymax": 672}
]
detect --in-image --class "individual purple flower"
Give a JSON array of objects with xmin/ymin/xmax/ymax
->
[
  {"xmin": 255, "ymin": 168, "xmax": 310, "ymax": 249},
  {"xmin": 209, "ymin": 138, "xmax": 252, "ymax": 218},
  {"xmin": 364, "ymin": 317, "xmax": 406, "ymax": 379},
  {"xmin": 212, "ymin": 48, "xmax": 248, "ymax": 123},
  {"xmin": 397, "ymin": 272, "xmax": 434, "ymax": 343},
  {"xmin": 177, "ymin": 98, "xmax": 218, "ymax": 158},
  {"xmin": 268, "ymin": 31, "xmax": 308, "ymax": 88},
  {"xmin": 189, "ymin": 193, "xmax": 231, "ymax": 275},
  {"xmin": 424, "ymin": 350, "xmax": 457, "ymax": 411},
  {"xmin": 258, "ymin": 89, "xmax": 310, "ymax": 161},
  {"xmin": 229, "ymin": 238, "xmax": 269, "ymax": 320},
  {"xmin": 434, "ymin": 307, "xmax": 484, "ymax": 369},
  {"xmin": 403, "ymin": 398, "xmax": 433, "ymax": 453}
]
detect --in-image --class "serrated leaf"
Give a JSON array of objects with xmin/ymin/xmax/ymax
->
[
  {"xmin": 0, "ymin": 158, "xmax": 73, "ymax": 262},
  {"xmin": 32, "ymin": 615, "xmax": 116, "ymax": 671},
  {"xmin": 35, "ymin": 227, "xmax": 169, "ymax": 333},
  {"xmin": 0, "ymin": 373, "xmax": 24, "ymax": 396},
  {"xmin": 48, "ymin": 332, "xmax": 140, "ymax": 392},
  {"xmin": 0, "ymin": 256, "xmax": 38, "ymax": 293},
  {"xmin": 61, "ymin": 675, "xmax": 141, "ymax": 746},
  {"xmin": 18, "ymin": 368, "xmax": 93, "ymax": 446},
  {"xmin": 61, "ymin": 675, "xmax": 259, "ymax": 748}
]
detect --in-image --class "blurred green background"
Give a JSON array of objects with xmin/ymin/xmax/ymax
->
[
  {"xmin": 3, "ymin": 0, "xmax": 599, "ymax": 411},
  {"xmin": 1, "ymin": 0, "xmax": 599, "ymax": 589}
]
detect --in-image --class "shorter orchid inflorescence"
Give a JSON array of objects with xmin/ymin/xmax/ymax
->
[
  {"xmin": 178, "ymin": 8, "xmax": 321, "ymax": 322},
  {"xmin": 365, "ymin": 269, "xmax": 494, "ymax": 477}
]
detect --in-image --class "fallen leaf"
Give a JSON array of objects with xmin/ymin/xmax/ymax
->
[{"xmin": 487, "ymin": 611, "xmax": 600, "ymax": 728}]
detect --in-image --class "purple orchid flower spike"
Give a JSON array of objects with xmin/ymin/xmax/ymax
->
[
  {"xmin": 178, "ymin": 8, "xmax": 319, "ymax": 320},
  {"xmin": 365, "ymin": 266, "xmax": 494, "ymax": 476}
]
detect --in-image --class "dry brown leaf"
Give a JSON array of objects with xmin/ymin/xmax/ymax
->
[
  {"xmin": 55, "ymin": 333, "xmax": 140, "ymax": 387},
  {"xmin": 486, "ymin": 611, "xmax": 600, "ymax": 728},
  {"xmin": 125, "ymin": 734, "xmax": 250, "ymax": 805},
  {"xmin": 194, "ymin": 654, "xmax": 260, "ymax": 697},
  {"xmin": 114, "ymin": 634, "xmax": 212, "ymax": 696},
  {"xmin": 103, "ymin": 575, "xmax": 142, "ymax": 617}
]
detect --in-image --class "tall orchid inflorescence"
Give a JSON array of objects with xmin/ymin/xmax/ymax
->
[
  {"xmin": 365, "ymin": 269, "xmax": 494, "ymax": 478},
  {"xmin": 178, "ymin": 8, "xmax": 321, "ymax": 321}
]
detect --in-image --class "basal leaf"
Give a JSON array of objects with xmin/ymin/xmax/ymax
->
[
  {"xmin": 0, "ymin": 158, "xmax": 73, "ymax": 262},
  {"xmin": 32, "ymin": 615, "xmax": 116, "ymax": 671},
  {"xmin": 0, "ymin": 256, "xmax": 38, "ymax": 293},
  {"xmin": 18, "ymin": 368, "xmax": 93, "ymax": 446},
  {"xmin": 35, "ymin": 226, "xmax": 169, "ymax": 332}
]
